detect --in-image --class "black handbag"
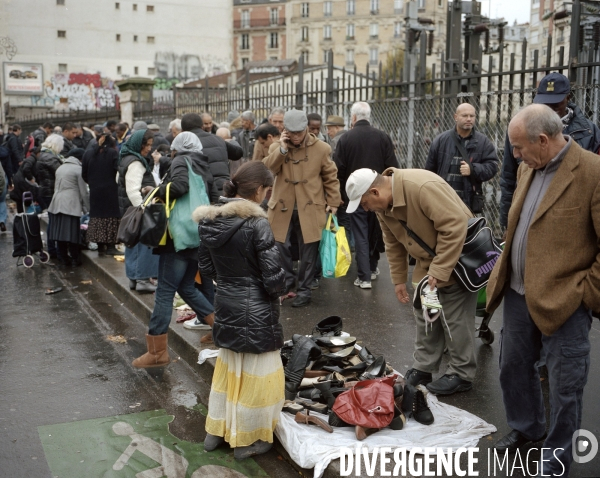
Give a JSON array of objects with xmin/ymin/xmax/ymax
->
[
  {"xmin": 451, "ymin": 134, "xmax": 484, "ymax": 214},
  {"xmin": 139, "ymin": 184, "xmax": 169, "ymax": 248},
  {"xmin": 399, "ymin": 217, "xmax": 502, "ymax": 292},
  {"xmin": 117, "ymin": 187, "xmax": 162, "ymax": 248}
]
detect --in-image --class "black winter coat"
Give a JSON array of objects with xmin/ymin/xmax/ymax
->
[
  {"xmin": 334, "ymin": 120, "xmax": 398, "ymax": 202},
  {"xmin": 499, "ymin": 103, "xmax": 600, "ymax": 228},
  {"xmin": 188, "ymin": 128, "xmax": 243, "ymax": 196},
  {"xmin": 73, "ymin": 130, "xmax": 94, "ymax": 150},
  {"xmin": 35, "ymin": 150, "xmax": 63, "ymax": 198},
  {"xmin": 196, "ymin": 198, "xmax": 285, "ymax": 354},
  {"xmin": 82, "ymin": 144, "xmax": 121, "ymax": 218},
  {"xmin": 425, "ymin": 128, "xmax": 498, "ymax": 209},
  {"xmin": 5, "ymin": 132, "xmax": 24, "ymax": 175},
  {"xmin": 154, "ymin": 151, "xmax": 219, "ymax": 260},
  {"xmin": 32, "ymin": 127, "xmax": 47, "ymax": 148},
  {"xmin": 117, "ymin": 154, "xmax": 155, "ymax": 215}
]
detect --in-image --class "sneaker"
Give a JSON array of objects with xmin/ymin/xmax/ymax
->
[
  {"xmin": 426, "ymin": 374, "xmax": 472, "ymax": 395},
  {"xmin": 183, "ymin": 318, "xmax": 212, "ymax": 330},
  {"xmin": 415, "ymin": 276, "xmax": 442, "ymax": 320},
  {"xmin": 370, "ymin": 267, "xmax": 380, "ymax": 281},
  {"xmin": 310, "ymin": 278, "xmax": 320, "ymax": 290},
  {"xmin": 353, "ymin": 278, "xmax": 372, "ymax": 289}
]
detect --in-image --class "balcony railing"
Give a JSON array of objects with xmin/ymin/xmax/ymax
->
[{"xmin": 234, "ymin": 18, "xmax": 286, "ymax": 29}]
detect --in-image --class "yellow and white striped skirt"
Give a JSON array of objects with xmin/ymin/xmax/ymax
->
[{"xmin": 205, "ymin": 348, "xmax": 285, "ymax": 448}]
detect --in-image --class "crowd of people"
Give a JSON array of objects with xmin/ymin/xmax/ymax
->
[{"xmin": 0, "ymin": 71, "xmax": 599, "ymax": 474}]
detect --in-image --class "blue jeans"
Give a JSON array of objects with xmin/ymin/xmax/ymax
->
[
  {"xmin": 125, "ymin": 242, "xmax": 159, "ymax": 280},
  {"xmin": 148, "ymin": 252, "xmax": 214, "ymax": 335},
  {"xmin": 500, "ymin": 288, "xmax": 592, "ymax": 476},
  {"xmin": 0, "ymin": 174, "xmax": 7, "ymax": 225}
]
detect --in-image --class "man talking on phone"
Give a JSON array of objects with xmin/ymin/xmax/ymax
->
[{"xmin": 263, "ymin": 109, "xmax": 341, "ymax": 307}]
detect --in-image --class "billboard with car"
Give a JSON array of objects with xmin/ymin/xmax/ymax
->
[{"xmin": 3, "ymin": 62, "xmax": 44, "ymax": 95}]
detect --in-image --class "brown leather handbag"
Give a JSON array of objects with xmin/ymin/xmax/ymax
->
[{"xmin": 332, "ymin": 375, "xmax": 396, "ymax": 429}]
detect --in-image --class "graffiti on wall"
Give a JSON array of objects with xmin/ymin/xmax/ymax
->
[
  {"xmin": 35, "ymin": 72, "xmax": 120, "ymax": 110},
  {"xmin": 153, "ymin": 52, "xmax": 228, "ymax": 89}
]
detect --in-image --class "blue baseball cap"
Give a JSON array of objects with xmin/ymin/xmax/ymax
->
[{"xmin": 533, "ymin": 72, "xmax": 570, "ymax": 104}]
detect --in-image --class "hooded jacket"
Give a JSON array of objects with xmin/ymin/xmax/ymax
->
[
  {"xmin": 195, "ymin": 198, "xmax": 285, "ymax": 354},
  {"xmin": 35, "ymin": 149, "xmax": 63, "ymax": 198},
  {"xmin": 499, "ymin": 103, "xmax": 600, "ymax": 228}
]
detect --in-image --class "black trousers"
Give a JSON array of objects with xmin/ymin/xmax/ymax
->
[
  {"xmin": 350, "ymin": 207, "xmax": 380, "ymax": 281},
  {"xmin": 276, "ymin": 210, "xmax": 319, "ymax": 298}
]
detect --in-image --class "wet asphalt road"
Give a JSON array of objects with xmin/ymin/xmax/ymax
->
[
  {"xmin": 1, "ymin": 222, "xmax": 600, "ymax": 477},
  {"xmin": 0, "ymin": 233, "xmax": 298, "ymax": 478}
]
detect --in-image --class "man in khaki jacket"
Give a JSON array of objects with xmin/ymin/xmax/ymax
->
[
  {"xmin": 486, "ymin": 105, "xmax": 600, "ymax": 476},
  {"xmin": 263, "ymin": 109, "xmax": 341, "ymax": 307},
  {"xmin": 345, "ymin": 167, "xmax": 477, "ymax": 395}
]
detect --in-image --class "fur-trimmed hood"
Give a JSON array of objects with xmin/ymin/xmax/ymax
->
[
  {"xmin": 194, "ymin": 198, "xmax": 267, "ymax": 248},
  {"xmin": 192, "ymin": 198, "xmax": 267, "ymax": 223}
]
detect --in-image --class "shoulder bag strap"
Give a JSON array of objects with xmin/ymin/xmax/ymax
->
[
  {"xmin": 451, "ymin": 133, "xmax": 480, "ymax": 190},
  {"xmin": 398, "ymin": 220, "xmax": 436, "ymax": 258}
]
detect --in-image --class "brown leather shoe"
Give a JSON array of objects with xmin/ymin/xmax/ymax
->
[
  {"xmin": 294, "ymin": 410, "xmax": 333, "ymax": 433},
  {"xmin": 355, "ymin": 425, "xmax": 380, "ymax": 441},
  {"xmin": 132, "ymin": 333, "xmax": 170, "ymax": 368}
]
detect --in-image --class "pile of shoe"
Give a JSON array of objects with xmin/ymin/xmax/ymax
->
[{"xmin": 281, "ymin": 316, "xmax": 434, "ymax": 439}]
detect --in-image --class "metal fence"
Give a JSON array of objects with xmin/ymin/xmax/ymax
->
[{"xmin": 14, "ymin": 108, "xmax": 120, "ymax": 137}]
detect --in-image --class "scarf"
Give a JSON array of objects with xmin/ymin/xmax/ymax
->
[
  {"xmin": 170, "ymin": 131, "xmax": 203, "ymax": 153},
  {"xmin": 560, "ymin": 107, "xmax": 574, "ymax": 130},
  {"xmin": 118, "ymin": 129, "xmax": 150, "ymax": 171}
]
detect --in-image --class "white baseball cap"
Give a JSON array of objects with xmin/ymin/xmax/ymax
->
[{"xmin": 345, "ymin": 168, "xmax": 378, "ymax": 213}]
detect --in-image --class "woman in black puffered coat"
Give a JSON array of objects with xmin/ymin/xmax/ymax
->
[{"xmin": 194, "ymin": 161, "xmax": 285, "ymax": 460}]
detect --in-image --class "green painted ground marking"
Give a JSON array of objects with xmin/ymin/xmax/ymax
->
[{"xmin": 38, "ymin": 409, "xmax": 269, "ymax": 478}]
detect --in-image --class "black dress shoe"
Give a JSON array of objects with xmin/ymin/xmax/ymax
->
[
  {"xmin": 405, "ymin": 368, "xmax": 433, "ymax": 386},
  {"xmin": 494, "ymin": 429, "xmax": 547, "ymax": 453},
  {"xmin": 426, "ymin": 374, "xmax": 472, "ymax": 395},
  {"xmin": 291, "ymin": 295, "xmax": 311, "ymax": 308}
]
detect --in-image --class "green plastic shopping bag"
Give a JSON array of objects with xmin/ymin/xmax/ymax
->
[
  {"xmin": 169, "ymin": 158, "xmax": 210, "ymax": 251},
  {"xmin": 319, "ymin": 214, "xmax": 351, "ymax": 278}
]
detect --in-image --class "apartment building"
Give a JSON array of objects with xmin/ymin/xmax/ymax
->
[{"xmin": 233, "ymin": 0, "xmax": 287, "ymax": 69}]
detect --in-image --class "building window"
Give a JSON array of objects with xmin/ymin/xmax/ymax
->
[
  {"xmin": 241, "ymin": 34, "xmax": 250, "ymax": 50},
  {"xmin": 58, "ymin": 63, "xmax": 67, "ymax": 72},
  {"xmin": 301, "ymin": 2, "xmax": 309, "ymax": 17},
  {"xmin": 558, "ymin": 27, "xmax": 565, "ymax": 42},
  {"xmin": 148, "ymin": 67, "xmax": 156, "ymax": 76},
  {"xmin": 346, "ymin": 23, "xmax": 355, "ymax": 40},
  {"xmin": 133, "ymin": 35, "xmax": 138, "ymax": 42},
  {"xmin": 147, "ymin": 5, "xmax": 154, "ymax": 12},
  {"xmin": 302, "ymin": 51, "xmax": 309, "ymax": 64},
  {"xmin": 147, "ymin": 36, "xmax": 155, "ymax": 44},
  {"xmin": 370, "ymin": 0, "xmax": 379, "ymax": 14},
  {"xmin": 270, "ymin": 32, "xmax": 278, "ymax": 48},
  {"xmin": 57, "ymin": 30, "xmax": 66, "ymax": 38},
  {"xmin": 369, "ymin": 47, "xmax": 378, "ymax": 65},
  {"xmin": 270, "ymin": 8, "xmax": 279, "ymax": 25},
  {"xmin": 394, "ymin": 0, "xmax": 402, "ymax": 13},
  {"xmin": 370, "ymin": 23, "xmax": 379, "ymax": 38},
  {"xmin": 347, "ymin": 0, "xmax": 355, "ymax": 15},
  {"xmin": 542, "ymin": 27, "xmax": 548, "ymax": 38},
  {"xmin": 270, "ymin": 56, "xmax": 278, "ymax": 61},
  {"xmin": 115, "ymin": 2, "xmax": 119, "ymax": 8},
  {"xmin": 324, "ymin": 25, "xmax": 332, "ymax": 40},
  {"xmin": 134, "ymin": 66, "xmax": 139, "ymax": 75},
  {"xmin": 394, "ymin": 21, "xmax": 402, "ymax": 38},
  {"xmin": 301, "ymin": 26, "xmax": 309, "ymax": 42},
  {"xmin": 418, "ymin": 0, "xmax": 425, "ymax": 9},
  {"xmin": 242, "ymin": 58, "xmax": 249, "ymax": 67},
  {"xmin": 324, "ymin": 50, "xmax": 331, "ymax": 63},
  {"xmin": 241, "ymin": 10, "xmax": 250, "ymax": 28},
  {"xmin": 117, "ymin": 66, "xmax": 122, "ymax": 74},
  {"xmin": 133, "ymin": 3, "xmax": 137, "ymax": 11},
  {"xmin": 57, "ymin": 0, "xmax": 65, "ymax": 5},
  {"xmin": 346, "ymin": 49, "xmax": 355, "ymax": 65},
  {"xmin": 116, "ymin": 33, "xmax": 121, "ymax": 41},
  {"xmin": 324, "ymin": 1, "xmax": 332, "ymax": 16},
  {"xmin": 530, "ymin": 30, "xmax": 539, "ymax": 43},
  {"xmin": 438, "ymin": 0, "xmax": 443, "ymax": 6}
]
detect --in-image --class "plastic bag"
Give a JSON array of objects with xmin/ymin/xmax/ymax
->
[
  {"xmin": 169, "ymin": 158, "xmax": 210, "ymax": 252},
  {"xmin": 319, "ymin": 214, "xmax": 351, "ymax": 278}
]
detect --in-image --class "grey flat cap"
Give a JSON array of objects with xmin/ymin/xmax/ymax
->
[
  {"xmin": 132, "ymin": 121, "xmax": 148, "ymax": 132},
  {"xmin": 147, "ymin": 123, "xmax": 160, "ymax": 131},
  {"xmin": 284, "ymin": 109, "xmax": 308, "ymax": 132},
  {"xmin": 227, "ymin": 110, "xmax": 240, "ymax": 123}
]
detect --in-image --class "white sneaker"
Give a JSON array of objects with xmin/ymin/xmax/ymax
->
[
  {"xmin": 183, "ymin": 318, "xmax": 212, "ymax": 330},
  {"xmin": 420, "ymin": 285, "xmax": 442, "ymax": 321},
  {"xmin": 371, "ymin": 267, "xmax": 380, "ymax": 281},
  {"xmin": 353, "ymin": 278, "xmax": 372, "ymax": 289}
]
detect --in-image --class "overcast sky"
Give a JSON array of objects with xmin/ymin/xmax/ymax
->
[{"xmin": 481, "ymin": 0, "xmax": 532, "ymax": 24}]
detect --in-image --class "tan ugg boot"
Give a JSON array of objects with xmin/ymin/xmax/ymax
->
[{"xmin": 132, "ymin": 333, "xmax": 170, "ymax": 368}]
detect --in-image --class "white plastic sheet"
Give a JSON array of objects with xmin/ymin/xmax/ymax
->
[{"xmin": 274, "ymin": 390, "xmax": 496, "ymax": 478}]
